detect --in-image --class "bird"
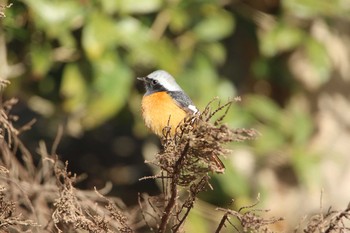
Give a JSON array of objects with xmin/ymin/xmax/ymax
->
[
  {"xmin": 138, "ymin": 70, "xmax": 197, "ymax": 137},
  {"xmin": 138, "ymin": 70, "xmax": 225, "ymax": 171}
]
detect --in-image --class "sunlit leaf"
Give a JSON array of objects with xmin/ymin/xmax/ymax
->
[
  {"xmin": 245, "ymin": 95, "xmax": 281, "ymax": 123},
  {"xmin": 128, "ymin": 38, "xmax": 180, "ymax": 74},
  {"xmin": 260, "ymin": 23, "xmax": 305, "ymax": 56},
  {"xmin": 217, "ymin": 79, "xmax": 236, "ymax": 100},
  {"xmin": 23, "ymin": 0, "xmax": 83, "ymax": 37},
  {"xmin": 117, "ymin": 0, "xmax": 162, "ymax": 14},
  {"xmin": 292, "ymin": 149, "xmax": 320, "ymax": 185},
  {"xmin": 60, "ymin": 64, "xmax": 87, "ymax": 112},
  {"xmin": 253, "ymin": 126, "xmax": 286, "ymax": 154},
  {"xmin": 185, "ymin": 210, "xmax": 211, "ymax": 233},
  {"xmin": 286, "ymin": 99, "xmax": 314, "ymax": 145},
  {"xmin": 30, "ymin": 42, "xmax": 53, "ymax": 78},
  {"xmin": 194, "ymin": 9, "xmax": 234, "ymax": 42},
  {"xmin": 115, "ymin": 17, "xmax": 150, "ymax": 48},
  {"xmin": 201, "ymin": 42, "xmax": 226, "ymax": 65},
  {"xmin": 101, "ymin": 0, "xmax": 119, "ymax": 15},
  {"xmin": 283, "ymin": 0, "xmax": 350, "ymax": 19},
  {"xmin": 169, "ymin": 7, "xmax": 190, "ymax": 33},
  {"xmin": 151, "ymin": 39, "xmax": 180, "ymax": 73},
  {"xmin": 290, "ymin": 111, "xmax": 313, "ymax": 145},
  {"xmin": 215, "ymin": 165, "xmax": 250, "ymax": 197},
  {"xmin": 82, "ymin": 12, "xmax": 119, "ymax": 60},
  {"xmin": 304, "ymin": 38, "xmax": 332, "ymax": 84},
  {"xmin": 180, "ymin": 55, "xmax": 219, "ymax": 106},
  {"xmin": 82, "ymin": 52, "xmax": 133, "ymax": 129}
]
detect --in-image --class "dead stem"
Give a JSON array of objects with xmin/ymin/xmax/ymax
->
[{"xmin": 158, "ymin": 142, "xmax": 190, "ymax": 233}]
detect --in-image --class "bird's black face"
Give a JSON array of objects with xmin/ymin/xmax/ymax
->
[{"xmin": 137, "ymin": 76, "xmax": 167, "ymax": 95}]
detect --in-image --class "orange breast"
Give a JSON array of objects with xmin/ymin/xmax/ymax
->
[{"xmin": 141, "ymin": 92, "xmax": 188, "ymax": 137}]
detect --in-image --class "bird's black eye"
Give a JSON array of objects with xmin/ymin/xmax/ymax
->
[{"xmin": 151, "ymin": 79, "xmax": 158, "ymax": 86}]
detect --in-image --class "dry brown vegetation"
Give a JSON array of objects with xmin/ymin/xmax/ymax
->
[
  {"xmin": 1, "ymin": 79, "xmax": 350, "ymax": 232},
  {"xmin": 0, "ymin": 80, "xmax": 133, "ymax": 232},
  {"xmin": 139, "ymin": 98, "xmax": 260, "ymax": 232}
]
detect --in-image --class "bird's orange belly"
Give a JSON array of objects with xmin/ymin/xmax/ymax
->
[{"xmin": 141, "ymin": 92, "xmax": 188, "ymax": 136}]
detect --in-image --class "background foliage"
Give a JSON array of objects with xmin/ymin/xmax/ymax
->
[{"xmin": 1, "ymin": 0, "xmax": 350, "ymax": 232}]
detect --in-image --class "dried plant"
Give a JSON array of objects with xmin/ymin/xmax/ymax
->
[
  {"xmin": 0, "ymin": 167, "xmax": 39, "ymax": 230},
  {"xmin": 294, "ymin": 194, "xmax": 350, "ymax": 233},
  {"xmin": 1, "ymin": 77, "xmax": 350, "ymax": 233},
  {"xmin": 0, "ymin": 80, "xmax": 133, "ymax": 233},
  {"xmin": 216, "ymin": 195, "xmax": 284, "ymax": 233},
  {"xmin": 140, "ymin": 98, "xmax": 259, "ymax": 233},
  {"xmin": 147, "ymin": 98, "xmax": 258, "ymax": 183},
  {"xmin": 52, "ymin": 162, "xmax": 133, "ymax": 233}
]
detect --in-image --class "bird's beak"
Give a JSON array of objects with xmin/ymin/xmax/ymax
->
[{"xmin": 137, "ymin": 77, "xmax": 147, "ymax": 82}]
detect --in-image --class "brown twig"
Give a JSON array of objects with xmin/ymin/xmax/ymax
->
[
  {"xmin": 172, "ymin": 176, "xmax": 208, "ymax": 233},
  {"xmin": 216, "ymin": 195, "xmax": 284, "ymax": 233},
  {"xmin": 324, "ymin": 203, "xmax": 350, "ymax": 233},
  {"xmin": 51, "ymin": 124, "xmax": 64, "ymax": 156},
  {"xmin": 215, "ymin": 212, "xmax": 230, "ymax": 233},
  {"xmin": 157, "ymin": 141, "xmax": 190, "ymax": 233}
]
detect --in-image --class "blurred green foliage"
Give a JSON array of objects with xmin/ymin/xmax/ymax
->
[
  {"xmin": 3, "ymin": 0, "xmax": 237, "ymax": 131},
  {"xmin": 2, "ymin": 0, "xmax": 350, "ymax": 231}
]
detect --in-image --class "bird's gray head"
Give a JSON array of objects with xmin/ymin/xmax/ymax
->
[{"xmin": 138, "ymin": 70, "xmax": 183, "ymax": 95}]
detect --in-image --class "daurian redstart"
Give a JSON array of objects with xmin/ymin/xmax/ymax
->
[{"xmin": 138, "ymin": 70, "xmax": 224, "ymax": 171}]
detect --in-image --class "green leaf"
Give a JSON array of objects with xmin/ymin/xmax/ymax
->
[
  {"xmin": 194, "ymin": 8, "xmax": 234, "ymax": 42},
  {"xmin": 260, "ymin": 23, "xmax": 305, "ymax": 56},
  {"xmin": 23, "ymin": 0, "xmax": 83, "ymax": 37},
  {"xmin": 180, "ymin": 55, "xmax": 219, "ymax": 106},
  {"xmin": 185, "ymin": 210, "xmax": 211, "ymax": 233},
  {"xmin": 286, "ymin": 99, "xmax": 314, "ymax": 145},
  {"xmin": 101, "ymin": 0, "xmax": 119, "ymax": 15},
  {"xmin": 201, "ymin": 42, "xmax": 226, "ymax": 65},
  {"xmin": 304, "ymin": 38, "xmax": 331, "ymax": 84},
  {"xmin": 215, "ymin": 164, "xmax": 250, "ymax": 197},
  {"xmin": 82, "ymin": 52, "xmax": 133, "ymax": 129},
  {"xmin": 217, "ymin": 79, "xmax": 236, "ymax": 100},
  {"xmin": 60, "ymin": 64, "xmax": 87, "ymax": 113},
  {"xmin": 291, "ymin": 112, "xmax": 313, "ymax": 145},
  {"xmin": 245, "ymin": 95, "xmax": 281, "ymax": 123},
  {"xmin": 117, "ymin": 0, "xmax": 162, "ymax": 14},
  {"xmin": 283, "ymin": 0, "xmax": 350, "ymax": 19},
  {"xmin": 252, "ymin": 58, "xmax": 270, "ymax": 78},
  {"xmin": 30, "ymin": 42, "xmax": 52, "ymax": 77},
  {"xmin": 127, "ymin": 38, "xmax": 180, "ymax": 74},
  {"xmin": 253, "ymin": 126, "xmax": 286, "ymax": 154},
  {"xmin": 115, "ymin": 17, "xmax": 150, "ymax": 48},
  {"xmin": 169, "ymin": 7, "xmax": 190, "ymax": 33},
  {"xmin": 82, "ymin": 12, "xmax": 119, "ymax": 60},
  {"xmin": 292, "ymin": 148, "xmax": 320, "ymax": 185}
]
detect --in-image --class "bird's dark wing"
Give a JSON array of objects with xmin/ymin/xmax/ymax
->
[{"xmin": 168, "ymin": 91, "xmax": 198, "ymax": 114}]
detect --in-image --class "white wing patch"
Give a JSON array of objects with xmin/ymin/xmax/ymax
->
[{"xmin": 188, "ymin": 104, "xmax": 198, "ymax": 114}]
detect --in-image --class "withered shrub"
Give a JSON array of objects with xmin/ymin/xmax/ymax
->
[
  {"xmin": 1, "ymin": 79, "xmax": 349, "ymax": 233},
  {"xmin": 0, "ymin": 80, "xmax": 132, "ymax": 233}
]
